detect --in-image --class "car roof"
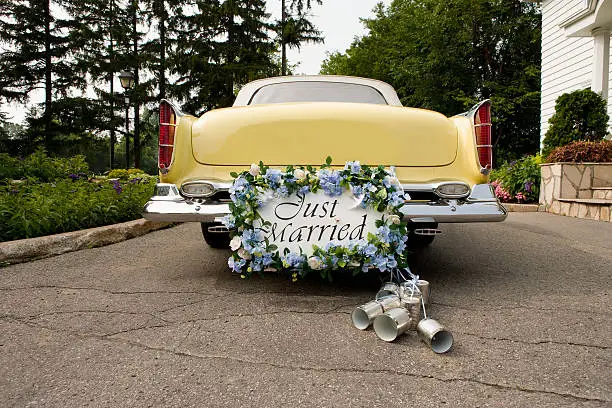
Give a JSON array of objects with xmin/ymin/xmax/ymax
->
[{"xmin": 233, "ymin": 75, "xmax": 403, "ymax": 107}]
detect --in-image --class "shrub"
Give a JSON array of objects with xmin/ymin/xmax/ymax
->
[
  {"xmin": 127, "ymin": 168, "xmax": 146, "ymax": 175},
  {"xmin": 542, "ymin": 89, "xmax": 609, "ymax": 156},
  {"xmin": 490, "ymin": 155, "xmax": 541, "ymax": 203},
  {"xmin": 0, "ymin": 154, "xmax": 22, "ymax": 180},
  {"xmin": 108, "ymin": 169, "xmax": 129, "ymax": 180},
  {"xmin": 0, "ymin": 177, "xmax": 157, "ymax": 242},
  {"xmin": 0, "ymin": 150, "xmax": 89, "ymax": 182},
  {"xmin": 545, "ymin": 140, "xmax": 612, "ymax": 163}
]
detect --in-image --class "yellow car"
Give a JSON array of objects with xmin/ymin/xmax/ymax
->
[{"xmin": 143, "ymin": 75, "xmax": 506, "ymax": 248}]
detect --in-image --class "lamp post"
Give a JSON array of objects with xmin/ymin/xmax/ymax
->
[{"xmin": 118, "ymin": 70, "xmax": 135, "ymax": 168}]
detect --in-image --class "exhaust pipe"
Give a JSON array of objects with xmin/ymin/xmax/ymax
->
[
  {"xmin": 414, "ymin": 228, "xmax": 442, "ymax": 236},
  {"xmin": 207, "ymin": 225, "xmax": 230, "ymax": 233}
]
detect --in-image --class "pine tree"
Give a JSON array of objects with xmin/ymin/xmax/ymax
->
[
  {"xmin": 64, "ymin": 0, "xmax": 132, "ymax": 168},
  {"xmin": 0, "ymin": 0, "xmax": 82, "ymax": 151},
  {"xmin": 172, "ymin": 0, "xmax": 277, "ymax": 114},
  {"xmin": 278, "ymin": 0, "xmax": 323, "ymax": 75}
]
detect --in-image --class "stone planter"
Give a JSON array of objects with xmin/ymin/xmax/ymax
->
[{"xmin": 540, "ymin": 162, "xmax": 612, "ymax": 221}]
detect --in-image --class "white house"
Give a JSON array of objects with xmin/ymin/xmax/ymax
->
[{"xmin": 536, "ymin": 0, "xmax": 612, "ymax": 143}]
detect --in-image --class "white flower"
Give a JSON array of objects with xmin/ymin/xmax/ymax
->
[
  {"xmin": 388, "ymin": 214, "xmax": 401, "ymax": 225},
  {"xmin": 293, "ymin": 168, "xmax": 306, "ymax": 181},
  {"xmin": 308, "ymin": 257, "xmax": 323, "ymax": 270},
  {"xmin": 229, "ymin": 236, "xmax": 242, "ymax": 251},
  {"xmin": 249, "ymin": 163, "xmax": 260, "ymax": 176},
  {"xmin": 238, "ymin": 248, "xmax": 252, "ymax": 260}
]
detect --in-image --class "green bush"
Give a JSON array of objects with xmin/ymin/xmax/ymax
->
[
  {"xmin": 0, "ymin": 150, "xmax": 89, "ymax": 182},
  {"xmin": 542, "ymin": 89, "xmax": 609, "ymax": 156},
  {"xmin": 127, "ymin": 168, "xmax": 146, "ymax": 175},
  {"xmin": 545, "ymin": 140, "xmax": 612, "ymax": 163},
  {"xmin": 490, "ymin": 155, "xmax": 541, "ymax": 203},
  {"xmin": 107, "ymin": 169, "xmax": 129, "ymax": 180},
  {"xmin": 0, "ymin": 177, "xmax": 157, "ymax": 242},
  {"xmin": 0, "ymin": 154, "xmax": 22, "ymax": 180}
]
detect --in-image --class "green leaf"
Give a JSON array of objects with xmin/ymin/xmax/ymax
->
[
  {"xmin": 230, "ymin": 172, "xmax": 239, "ymax": 178},
  {"xmin": 325, "ymin": 156, "xmax": 332, "ymax": 165}
]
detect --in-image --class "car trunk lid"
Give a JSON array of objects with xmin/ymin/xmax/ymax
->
[{"xmin": 191, "ymin": 103, "xmax": 457, "ymax": 167}]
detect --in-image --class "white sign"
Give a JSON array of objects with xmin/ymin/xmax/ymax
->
[{"xmin": 256, "ymin": 191, "xmax": 379, "ymax": 256}]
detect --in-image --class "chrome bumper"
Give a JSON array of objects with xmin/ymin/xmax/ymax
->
[{"xmin": 142, "ymin": 183, "xmax": 507, "ymax": 224}]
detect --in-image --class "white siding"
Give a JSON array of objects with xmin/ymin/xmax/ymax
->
[{"xmin": 540, "ymin": 0, "xmax": 595, "ymax": 143}]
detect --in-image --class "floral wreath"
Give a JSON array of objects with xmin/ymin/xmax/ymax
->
[{"xmin": 222, "ymin": 157, "xmax": 410, "ymax": 281}]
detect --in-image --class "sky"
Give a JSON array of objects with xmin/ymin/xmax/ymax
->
[
  {"xmin": 3, "ymin": 0, "xmax": 392, "ymax": 123},
  {"xmin": 266, "ymin": 0, "xmax": 392, "ymax": 74}
]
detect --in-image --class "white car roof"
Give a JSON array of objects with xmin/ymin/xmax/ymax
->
[{"xmin": 233, "ymin": 75, "xmax": 403, "ymax": 107}]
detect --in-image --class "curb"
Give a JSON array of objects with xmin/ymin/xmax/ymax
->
[
  {"xmin": 503, "ymin": 203, "xmax": 541, "ymax": 212},
  {"xmin": 0, "ymin": 219, "xmax": 174, "ymax": 266}
]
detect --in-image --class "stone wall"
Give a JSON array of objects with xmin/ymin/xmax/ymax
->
[{"xmin": 540, "ymin": 163, "xmax": 612, "ymax": 222}]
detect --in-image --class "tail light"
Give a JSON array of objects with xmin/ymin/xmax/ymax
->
[
  {"xmin": 473, "ymin": 100, "xmax": 492, "ymax": 173},
  {"xmin": 159, "ymin": 100, "xmax": 177, "ymax": 173}
]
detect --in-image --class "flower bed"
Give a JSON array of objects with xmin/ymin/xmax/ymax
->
[
  {"xmin": 0, "ymin": 152, "xmax": 157, "ymax": 242},
  {"xmin": 490, "ymin": 155, "xmax": 541, "ymax": 204}
]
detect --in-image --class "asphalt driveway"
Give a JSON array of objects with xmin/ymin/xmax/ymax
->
[{"xmin": 0, "ymin": 212, "xmax": 610, "ymax": 407}]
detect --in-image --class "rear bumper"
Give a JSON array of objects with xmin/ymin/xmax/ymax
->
[{"xmin": 142, "ymin": 183, "xmax": 507, "ymax": 224}]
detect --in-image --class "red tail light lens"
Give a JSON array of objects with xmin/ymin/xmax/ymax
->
[
  {"xmin": 474, "ymin": 101, "xmax": 492, "ymax": 170},
  {"xmin": 159, "ymin": 101, "xmax": 176, "ymax": 171}
]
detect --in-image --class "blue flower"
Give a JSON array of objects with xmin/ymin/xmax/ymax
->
[
  {"xmin": 230, "ymin": 177, "xmax": 251, "ymax": 203},
  {"xmin": 111, "ymin": 180, "xmax": 122, "ymax": 194},
  {"xmin": 360, "ymin": 243, "xmax": 378, "ymax": 257},
  {"xmin": 275, "ymin": 185, "xmax": 289, "ymax": 197},
  {"xmin": 344, "ymin": 161, "xmax": 361, "ymax": 174},
  {"xmin": 351, "ymin": 184, "xmax": 363, "ymax": 197},
  {"xmin": 389, "ymin": 191, "xmax": 405, "ymax": 207},
  {"xmin": 372, "ymin": 255, "xmax": 390, "ymax": 272},
  {"xmin": 396, "ymin": 240, "xmax": 406, "ymax": 254},
  {"xmin": 241, "ymin": 229, "xmax": 263, "ymax": 252},
  {"xmin": 228, "ymin": 257, "xmax": 246, "ymax": 273},
  {"xmin": 324, "ymin": 241, "xmax": 337, "ymax": 251},
  {"xmin": 251, "ymin": 257, "xmax": 263, "ymax": 272},
  {"xmin": 221, "ymin": 215, "xmax": 236, "ymax": 228},
  {"xmin": 524, "ymin": 181, "xmax": 535, "ymax": 193},
  {"xmin": 377, "ymin": 225, "xmax": 391, "ymax": 244},
  {"xmin": 265, "ymin": 169, "xmax": 282, "ymax": 187},
  {"xmin": 299, "ymin": 185, "xmax": 310, "ymax": 195},
  {"xmin": 282, "ymin": 252, "xmax": 305, "ymax": 269},
  {"xmin": 319, "ymin": 169, "xmax": 343, "ymax": 196},
  {"xmin": 262, "ymin": 252, "xmax": 274, "ymax": 266}
]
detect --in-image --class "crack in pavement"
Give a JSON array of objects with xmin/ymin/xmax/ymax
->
[
  {"xmin": 457, "ymin": 331, "xmax": 611, "ymax": 350},
  {"xmin": 434, "ymin": 302, "xmax": 612, "ymax": 317},
  {"xmin": 0, "ymin": 285, "xmax": 218, "ymax": 296},
  {"xmin": 3, "ymin": 316, "xmax": 609, "ymax": 404}
]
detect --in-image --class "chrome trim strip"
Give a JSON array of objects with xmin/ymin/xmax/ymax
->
[{"xmin": 142, "ymin": 183, "xmax": 507, "ymax": 224}]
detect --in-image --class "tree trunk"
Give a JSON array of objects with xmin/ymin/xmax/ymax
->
[
  {"xmin": 158, "ymin": 0, "xmax": 166, "ymax": 100},
  {"xmin": 109, "ymin": 0, "xmax": 115, "ymax": 169},
  {"xmin": 43, "ymin": 0, "xmax": 52, "ymax": 150},
  {"xmin": 132, "ymin": 0, "xmax": 140, "ymax": 169},
  {"xmin": 281, "ymin": 0, "xmax": 286, "ymax": 76}
]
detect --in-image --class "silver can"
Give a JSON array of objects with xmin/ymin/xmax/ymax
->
[
  {"xmin": 416, "ymin": 318, "xmax": 453, "ymax": 354},
  {"xmin": 373, "ymin": 307, "xmax": 412, "ymax": 342},
  {"xmin": 375, "ymin": 282, "xmax": 400, "ymax": 300},
  {"xmin": 417, "ymin": 279, "xmax": 431, "ymax": 306},
  {"xmin": 351, "ymin": 300, "xmax": 384, "ymax": 330}
]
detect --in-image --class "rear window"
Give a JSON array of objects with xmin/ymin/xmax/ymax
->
[{"xmin": 248, "ymin": 81, "xmax": 388, "ymax": 105}]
